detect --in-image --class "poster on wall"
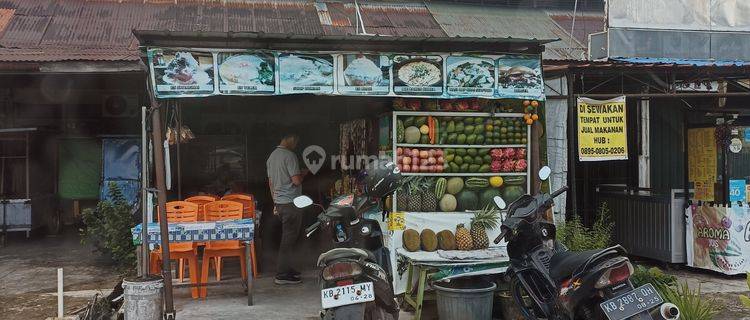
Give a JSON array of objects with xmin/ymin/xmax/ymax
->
[
  {"xmin": 149, "ymin": 49, "xmax": 215, "ymax": 98},
  {"xmin": 217, "ymin": 52, "xmax": 275, "ymax": 94},
  {"xmin": 392, "ymin": 55, "xmax": 444, "ymax": 96},
  {"xmin": 337, "ymin": 54, "xmax": 391, "ymax": 95},
  {"xmin": 576, "ymin": 96, "xmax": 628, "ymax": 161},
  {"xmin": 686, "ymin": 205, "xmax": 750, "ymax": 275},
  {"xmin": 278, "ymin": 53, "xmax": 334, "ymax": 94},
  {"xmin": 687, "ymin": 128, "xmax": 717, "ymax": 201},
  {"xmin": 496, "ymin": 55, "xmax": 544, "ymax": 100},
  {"xmin": 445, "ymin": 56, "xmax": 495, "ymax": 97}
]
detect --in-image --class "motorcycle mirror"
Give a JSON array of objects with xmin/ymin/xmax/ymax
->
[
  {"xmin": 293, "ymin": 196, "xmax": 314, "ymax": 208},
  {"xmin": 493, "ymin": 196, "xmax": 507, "ymax": 210},
  {"xmin": 538, "ymin": 166, "xmax": 552, "ymax": 181}
]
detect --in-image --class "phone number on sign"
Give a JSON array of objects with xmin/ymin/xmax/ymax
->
[{"xmin": 580, "ymin": 147, "xmax": 625, "ymax": 155}]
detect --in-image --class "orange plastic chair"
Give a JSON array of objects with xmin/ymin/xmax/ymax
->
[
  {"xmin": 185, "ymin": 195, "xmax": 218, "ymax": 221},
  {"xmin": 220, "ymin": 194, "xmax": 258, "ymax": 278},
  {"xmin": 200, "ymin": 200, "xmax": 246, "ymax": 298},
  {"xmin": 149, "ymin": 201, "xmax": 201, "ymax": 299}
]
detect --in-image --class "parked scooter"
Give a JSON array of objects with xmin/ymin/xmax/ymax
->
[
  {"xmin": 293, "ymin": 162, "xmax": 401, "ymax": 320},
  {"xmin": 493, "ymin": 166, "xmax": 680, "ymax": 320}
]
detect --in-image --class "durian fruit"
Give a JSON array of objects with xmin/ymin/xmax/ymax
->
[
  {"xmin": 437, "ymin": 230, "xmax": 456, "ymax": 250},
  {"xmin": 402, "ymin": 229, "xmax": 420, "ymax": 252},
  {"xmin": 420, "ymin": 229, "xmax": 438, "ymax": 252}
]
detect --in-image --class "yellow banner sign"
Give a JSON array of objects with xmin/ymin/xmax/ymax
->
[
  {"xmin": 577, "ymin": 96, "xmax": 628, "ymax": 161},
  {"xmin": 388, "ymin": 212, "xmax": 406, "ymax": 231}
]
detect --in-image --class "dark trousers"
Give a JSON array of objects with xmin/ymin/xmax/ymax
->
[{"xmin": 276, "ymin": 203, "xmax": 302, "ymax": 276}]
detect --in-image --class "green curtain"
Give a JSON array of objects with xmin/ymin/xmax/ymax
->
[{"xmin": 58, "ymin": 139, "xmax": 102, "ymax": 199}]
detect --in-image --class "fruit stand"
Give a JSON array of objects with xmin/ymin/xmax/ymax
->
[{"xmin": 382, "ymin": 98, "xmax": 542, "ymax": 317}]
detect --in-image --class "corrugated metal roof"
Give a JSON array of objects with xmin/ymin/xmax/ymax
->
[
  {"xmin": 612, "ymin": 57, "xmax": 750, "ymax": 67},
  {"xmin": 426, "ymin": 3, "xmax": 592, "ymax": 60},
  {"xmin": 0, "ymin": 0, "xmax": 449, "ymax": 62},
  {"xmin": 547, "ymin": 10, "xmax": 605, "ymax": 47}
]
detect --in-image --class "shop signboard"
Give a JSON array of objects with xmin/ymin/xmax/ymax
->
[
  {"xmin": 576, "ymin": 96, "xmax": 628, "ymax": 161},
  {"xmin": 686, "ymin": 205, "xmax": 750, "ymax": 275},
  {"xmin": 146, "ymin": 48, "xmax": 545, "ymax": 100},
  {"xmin": 337, "ymin": 54, "xmax": 391, "ymax": 95},
  {"xmin": 278, "ymin": 53, "xmax": 335, "ymax": 94},
  {"xmin": 445, "ymin": 56, "xmax": 495, "ymax": 97},
  {"xmin": 496, "ymin": 55, "xmax": 544, "ymax": 100},
  {"xmin": 149, "ymin": 49, "xmax": 215, "ymax": 98},
  {"xmin": 217, "ymin": 52, "xmax": 275, "ymax": 94},
  {"xmin": 391, "ymin": 55, "xmax": 444, "ymax": 96}
]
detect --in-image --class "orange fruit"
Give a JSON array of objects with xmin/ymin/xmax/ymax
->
[
  {"xmin": 531, "ymin": 114, "xmax": 539, "ymax": 120},
  {"xmin": 523, "ymin": 113, "xmax": 531, "ymax": 120},
  {"xmin": 525, "ymin": 118, "xmax": 533, "ymax": 125},
  {"xmin": 531, "ymin": 100, "xmax": 539, "ymax": 108},
  {"xmin": 523, "ymin": 100, "xmax": 531, "ymax": 107}
]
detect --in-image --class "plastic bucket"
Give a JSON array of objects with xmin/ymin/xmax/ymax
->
[
  {"xmin": 122, "ymin": 276, "xmax": 164, "ymax": 320},
  {"xmin": 434, "ymin": 279, "xmax": 497, "ymax": 320}
]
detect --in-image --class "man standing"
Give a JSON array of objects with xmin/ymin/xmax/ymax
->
[{"xmin": 267, "ymin": 133, "xmax": 305, "ymax": 285}]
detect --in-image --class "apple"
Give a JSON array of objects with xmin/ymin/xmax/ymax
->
[
  {"xmin": 428, "ymin": 157, "xmax": 437, "ymax": 165},
  {"xmin": 402, "ymin": 164, "xmax": 411, "ymax": 172},
  {"xmin": 412, "ymin": 157, "xmax": 420, "ymax": 166},
  {"xmin": 411, "ymin": 148, "xmax": 419, "ymax": 156},
  {"xmin": 420, "ymin": 164, "xmax": 429, "ymax": 172},
  {"xmin": 402, "ymin": 157, "xmax": 411, "ymax": 165},
  {"xmin": 419, "ymin": 150, "xmax": 429, "ymax": 159},
  {"xmin": 396, "ymin": 147, "xmax": 403, "ymax": 156},
  {"xmin": 435, "ymin": 149, "xmax": 444, "ymax": 157},
  {"xmin": 437, "ymin": 156, "xmax": 444, "ymax": 164},
  {"xmin": 428, "ymin": 149, "xmax": 436, "ymax": 157}
]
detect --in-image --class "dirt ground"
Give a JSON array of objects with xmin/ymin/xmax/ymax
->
[
  {"xmin": 663, "ymin": 268, "xmax": 750, "ymax": 320},
  {"xmin": 0, "ymin": 231, "xmax": 122, "ymax": 319}
]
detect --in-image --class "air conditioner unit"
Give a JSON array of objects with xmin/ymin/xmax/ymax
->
[{"xmin": 102, "ymin": 95, "xmax": 139, "ymax": 118}]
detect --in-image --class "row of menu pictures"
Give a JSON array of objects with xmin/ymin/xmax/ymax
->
[{"xmin": 148, "ymin": 48, "xmax": 544, "ymax": 100}]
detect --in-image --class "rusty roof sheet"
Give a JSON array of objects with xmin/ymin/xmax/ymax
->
[
  {"xmin": 0, "ymin": 0, "xmax": 449, "ymax": 62},
  {"xmin": 426, "ymin": 3, "xmax": 594, "ymax": 60}
]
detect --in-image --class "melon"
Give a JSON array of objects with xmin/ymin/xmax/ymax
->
[
  {"xmin": 402, "ymin": 229, "xmax": 420, "ymax": 252},
  {"xmin": 456, "ymin": 190, "xmax": 479, "ymax": 211},
  {"xmin": 439, "ymin": 194, "xmax": 457, "ymax": 212},
  {"xmin": 446, "ymin": 177, "xmax": 464, "ymax": 195},
  {"xmin": 405, "ymin": 126, "xmax": 421, "ymax": 144}
]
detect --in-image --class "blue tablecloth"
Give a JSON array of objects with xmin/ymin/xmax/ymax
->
[{"xmin": 131, "ymin": 219, "xmax": 254, "ymax": 246}]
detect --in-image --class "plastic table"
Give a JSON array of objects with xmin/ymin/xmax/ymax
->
[{"xmin": 132, "ymin": 219, "xmax": 255, "ymax": 305}]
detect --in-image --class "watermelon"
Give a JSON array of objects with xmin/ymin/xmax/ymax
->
[
  {"xmin": 456, "ymin": 190, "xmax": 479, "ymax": 211},
  {"xmin": 480, "ymin": 188, "xmax": 502, "ymax": 209},
  {"xmin": 502, "ymin": 185, "xmax": 525, "ymax": 203}
]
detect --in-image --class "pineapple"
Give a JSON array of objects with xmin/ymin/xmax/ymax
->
[
  {"xmin": 396, "ymin": 186, "xmax": 409, "ymax": 211},
  {"xmin": 421, "ymin": 178, "xmax": 438, "ymax": 212},
  {"xmin": 470, "ymin": 205, "xmax": 500, "ymax": 249},
  {"xmin": 407, "ymin": 177, "xmax": 423, "ymax": 211},
  {"xmin": 455, "ymin": 223, "xmax": 473, "ymax": 250}
]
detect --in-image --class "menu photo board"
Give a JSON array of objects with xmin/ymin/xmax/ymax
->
[
  {"xmin": 337, "ymin": 54, "xmax": 391, "ymax": 95},
  {"xmin": 392, "ymin": 55, "xmax": 444, "ymax": 96},
  {"xmin": 149, "ymin": 49, "xmax": 215, "ymax": 98},
  {"xmin": 496, "ymin": 55, "xmax": 544, "ymax": 100},
  {"xmin": 445, "ymin": 55, "xmax": 495, "ymax": 97},
  {"xmin": 217, "ymin": 52, "xmax": 275, "ymax": 94},
  {"xmin": 278, "ymin": 53, "xmax": 334, "ymax": 94}
]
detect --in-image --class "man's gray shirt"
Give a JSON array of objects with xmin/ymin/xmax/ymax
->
[{"xmin": 266, "ymin": 146, "xmax": 301, "ymax": 204}]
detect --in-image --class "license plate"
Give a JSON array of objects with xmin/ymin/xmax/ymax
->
[
  {"xmin": 321, "ymin": 282, "xmax": 375, "ymax": 309},
  {"xmin": 600, "ymin": 283, "xmax": 664, "ymax": 320}
]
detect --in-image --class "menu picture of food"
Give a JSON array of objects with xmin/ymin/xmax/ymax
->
[
  {"xmin": 446, "ymin": 56, "xmax": 495, "ymax": 96},
  {"xmin": 217, "ymin": 52, "xmax": 275, "ymax": 94},
  {"xmin": 496, "ymin": 55, "xmax": 544, "ymax": 100},
  {"xmin": 149, "ymin": 49, "xmax": 215, "ymax": 97},
  {"xmin": 337, "ymin": 54, "xmax": 390, "ymax": 95},
  {"xmin": 278, "ymin": 53, "xmax": 334, "ymax": 94},
  {"xmin": 392, "ymin": 55, "xmax": 443, "ymax": 96}
]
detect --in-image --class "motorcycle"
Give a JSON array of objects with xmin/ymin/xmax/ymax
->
[
  {"xmin": 293, "ymin": 162, "xmax": 401, "ymax": 320},
  {"xmin": 492, "ymin": 166, "xmax": 680, "ymax": 320}
]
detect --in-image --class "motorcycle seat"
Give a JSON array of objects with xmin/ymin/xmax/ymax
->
[
  {"xmin": 317, "ymin": 248, "xmax": 375, "ymax": 266},
  {"xmin": 549, "ymin": 245, "xmax": 626, "ymax": 284}
]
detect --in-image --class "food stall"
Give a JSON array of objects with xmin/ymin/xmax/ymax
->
[{"xmin": 135, "ymin": 31, "xmax": 551, "ymax": 315}]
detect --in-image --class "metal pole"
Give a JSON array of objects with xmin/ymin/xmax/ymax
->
[
  {"xmin": 175, "ymin": 102, "xmax": 182, "ymax": 199},
  {"xmin": 546, "ymin": 92, "xmax": 750, "ymax": 99},
  {"xmin": 25, "ymin": 132, "xmax": 29, "ymax": 199},
  {"xmin": 141, "ymin": 106, "xmax": 150, "ymax": 277},
  {"xmin": 567, "ymin": 73, "xmax": 578, "ymax": 218},
  {"xmin": 149, "ymin": 98, "xmax": 175, "ymax": 318}
]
